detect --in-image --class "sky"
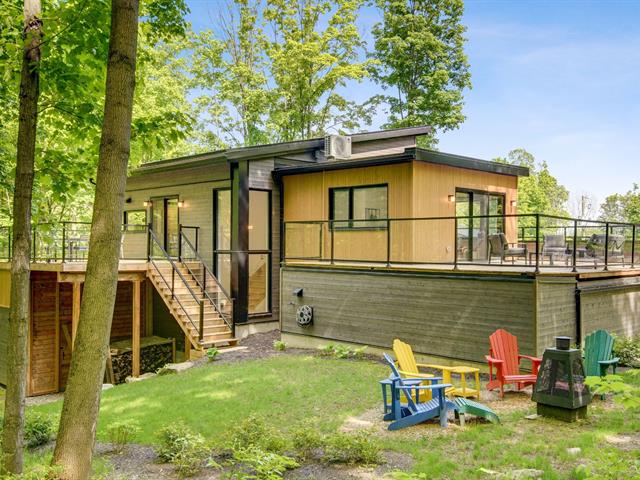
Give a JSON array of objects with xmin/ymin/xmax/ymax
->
[{"xmin": 185, "ymin": 0, "xmax": 640, "ymax": 209}]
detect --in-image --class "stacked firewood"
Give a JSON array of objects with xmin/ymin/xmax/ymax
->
[{"xmin": 109, "ymin": 337, "xmax": 175, "ymax": 384}]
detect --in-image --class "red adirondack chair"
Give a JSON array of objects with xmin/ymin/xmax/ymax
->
[{"xmin": 486, "ymin": 329, "xmax": 542, "ymax": 398}]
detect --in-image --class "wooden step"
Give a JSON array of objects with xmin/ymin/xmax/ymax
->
[
  {"xmin": 186, "ymin": 324, "xmax": 231, "ymax": 334},
  {"xmin": 199, "ymin": 336, "xmax": 238, "ymax": 348}
]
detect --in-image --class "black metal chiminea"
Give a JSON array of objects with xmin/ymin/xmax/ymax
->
[{"xmin": 532, "ymin": 337, "xmax": 592, "ymax": 422}]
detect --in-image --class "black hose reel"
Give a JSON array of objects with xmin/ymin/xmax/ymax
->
[{"xmin": 296, "ymin": 305, "xmax": 313, "ymax": 327}]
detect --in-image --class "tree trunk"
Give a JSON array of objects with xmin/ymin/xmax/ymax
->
[
  {"xmin": 51, "ymin": 1, "xmax": 139, "ymax": 478},
  {"xmin": 1, "ymin": 1, "xmax": 42, "ymax": 474}
]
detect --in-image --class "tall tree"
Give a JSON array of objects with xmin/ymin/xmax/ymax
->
[
  {"xmin": 600, "ymin": 185, "xmax": 640, "ymax": 224},
  {"xmin": 51, "ymin": 0, "xmax": 141, "ymax": 477},
  {"xmin": 495, "ymin": 148, "xmax": 570, "ymax": 218},
  {"xmin": 191, "ymin": 0, "xmax": 270, "ymax": 147},
  {"xmin": 1, "ymin": 0, "xmax": 42, "ymax": 474},
  {"xmin": 371, "ymin": 0, "xmax": 471, "ymax": 147},
  {"xmin": 265, "ymin": 0, "xmax": 374, "ymax": 141}
]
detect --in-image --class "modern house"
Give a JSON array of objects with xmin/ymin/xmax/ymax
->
[{"xmin": 1, "ymin": 125, "xmax": 639, "ymax": 395}]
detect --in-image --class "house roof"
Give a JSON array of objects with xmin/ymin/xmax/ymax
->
[
  {"xmin": 272, "ymin": 147, "xmax": 530, "ymax": 178},
  {"xmin": 131, "ymin": 126, "xmax": 433, "ymax": 174}
]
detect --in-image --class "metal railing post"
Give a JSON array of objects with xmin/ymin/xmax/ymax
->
[
  {"xmin": 572, "ymin": 219, "xmax": 578, "ymax": 273},
  {"xmin": 632, "ymin": 225, "xmax": 636, "ymax": 268},
  {"xmin": 195, "ymin": 227, "xmax": 199, "ymax": 252},
  {"xmin": 454, "ymin": 217, "xmax": 458, "ymax": 270},
  {"xmin": 199, "ymin": 301, "xmax": 204, "ymax": 342},
  {"xmin": 535, "ymin": 214, "xmax": 540, "ymax": 273},
  {"xmin": 386, "ymin": 219, "xmax": 391, "ymax": 267},
  {"xmin": 146, "ymin": 223, "xmax": 152, "ymax": 259},
  {"xmin": 178, "ymin": 224, "xmax": 183, "ymax": 260},
  {"xmin": 330, "ymin": 221, "xmax": 335, "ymax": 265},
  {"xmin": 604, "ymin": 222, "xmax": 610, "ymax": 271},
  {"xmin": 62, "ymin": 222, "xmax": 66, "ymax": 263},
  {"xmin": 171, "ymin": 268, "xmax": 175, "ymax": 299}
]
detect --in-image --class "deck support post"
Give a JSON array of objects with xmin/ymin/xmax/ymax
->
[
  {"xmin": 184, "ymin": 332, "xmax": 191, "ymax": 361},
  {"xmin": 71, "ymin": 281, "xmax": 81, "ymax": 350},
  {"xmin": 132, "ymin": 279, "xmax": 141, "ymax": 377}
]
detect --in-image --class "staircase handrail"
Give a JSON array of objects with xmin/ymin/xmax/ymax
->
[{"xmin": 149, "ymin": 229, "xmax": 204, "ymax": 340}]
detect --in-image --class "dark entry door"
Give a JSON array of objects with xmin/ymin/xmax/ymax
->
[{"xmin": 151, "ymin": 197, "xmax": 179, "ymax": 257}]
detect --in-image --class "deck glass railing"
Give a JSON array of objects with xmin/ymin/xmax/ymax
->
[{"xmin": 283, "ymin": 213, "xmax": 640, "ymax": 272}]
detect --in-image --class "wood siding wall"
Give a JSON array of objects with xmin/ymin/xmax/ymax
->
[
  {"xmin": 280, "ymin": 267, "xmax": 537, "ymax": 363},
  {"xmin": 125, "ymin": 163, "xmax": 230, "ymax": 269},
  {"xmin": 0, "ymin": 307, "xmax": 8, "ymax": 385},
  {"xmin": 412, "ymin": 162, "xmax": 518, "ymax": 263},
  {"xmin": 579, "ymin": 279, "xmax": 640, "ymax": 339},
  {"xmin": 282, "ymin": 161, "xmax": 519, "ymax": 263},
  {"xmin": 535, "ymin": 278, "xmax": 577, "ymax": 355}
]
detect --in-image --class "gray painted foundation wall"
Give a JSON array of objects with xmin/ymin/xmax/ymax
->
[{"xmin": 281, "ymin": 267, "xmax": 538, "ymax": 363}]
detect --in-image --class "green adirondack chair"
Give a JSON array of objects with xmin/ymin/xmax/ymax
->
[{"xmin": 583, "ymin": 329, "xmax": 619, "ymax": 377}]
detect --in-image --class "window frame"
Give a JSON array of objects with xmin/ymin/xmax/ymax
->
[
  {"xmin": 123, "ymin": 209, "xmax": 147, "ymax": 233},
  {"xmin": 329, "ymin": 184, "xmax": 389, "ymax": 230}
]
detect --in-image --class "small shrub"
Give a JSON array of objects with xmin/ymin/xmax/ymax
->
[
  {"xmin": 318, "ymin": 343, "xmax": 369, "ymax": 360},
  {"xmin": 207, "ymin": 347, "xmax": 220, "ymax": 362},
  {"xmin": 156, "ymin": 422, "xmax": 210, "ymax": 477},
  {"xmin": 324, "ymin": 431, "xmax": 382, "ymax": 465},
  {"xmin": 229, "ymin": 446, "xmax": 298, "ymax": 480},
  {"xmin": 585, "ymin": 370, "xmax": 640, "ymax": 409},
  {"xmin": 228, "ymin": 415, "xmax": 288, "ymax": 454},
  {"xmin": 319, "ymin": 344, "xmax": 336, "ymax": 356},
  {"xmin": 273, "ymin": 340, "xmax": 286, "ymax": 352},
  {"xmin": 613, "ymin": 335, "xmax": 640, "ymax": 367},
  {"xmin": 24, "ymin": 413, "xmax": 55, "ymax": 449},
  {"xmin": 332, "ymin": 344, "xmax": 350, "ymax": 359},
  {"xmin": 0, "ymin": 464, "xmax": 62, "ymax": 480},
  {"xmin": 352, "ymin": 345, "xmax": 368, "ymax": 360},
  {"xmin": 106, "ymin": 419, "xmax": 140, "ymax": 453},
  {"xmin": 289, "ymin": 423, "xmax": 324, "ymax": 460}
]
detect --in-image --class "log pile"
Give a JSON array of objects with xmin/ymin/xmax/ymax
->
[{"xmin": 109, "ymin": 336, "xmax": 175, "ymax": 384}]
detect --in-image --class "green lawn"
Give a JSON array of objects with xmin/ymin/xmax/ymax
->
[{"xmin": 27, "ymin": 355, "xmax": 640, "ymax": 479}]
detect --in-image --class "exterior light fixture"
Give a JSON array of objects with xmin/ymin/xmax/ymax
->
[
  {"xmin": 177, "ymin": 200, "xmax": 184, "ymax": 208},
  {"xmin": 143, "ymin": 200, "xmax": 152, "ymax": 207},
  {"xmin": 510, "ymin": 200, "xmax": 517, "ymax": 207},
  {"xmin": 448, "ymin": 195, "xmax": 456, "ymax": 203}
]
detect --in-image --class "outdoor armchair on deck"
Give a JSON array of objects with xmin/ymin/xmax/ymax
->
[
  {"xmin": 585, "ymin": 234, "xmax": 625, "ymax": 267},
  {"xmin": 488, "ymin": 233, "xmax": 528, "ymax": 264},
  {"xmin": 541, "ymin": 234, "xmax": 568, "ymax": 265}
]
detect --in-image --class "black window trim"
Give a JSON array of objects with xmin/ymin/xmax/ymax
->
[{"xmin": 329, "ymin": 183, "xmax": 389, "ymax": 230}]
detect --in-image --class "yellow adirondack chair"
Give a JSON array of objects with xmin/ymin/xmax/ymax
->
[{"xmin": 392, "ymin": 339, "xmax": 435, "ymax": 401}]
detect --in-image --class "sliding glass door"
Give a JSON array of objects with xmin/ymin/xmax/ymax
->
[
  {"xmin": 456, "ymin": 190, "xmax": 504, "ymax": 261},
  {"xmin": 151, "ymin": 196, "xmax": 179, "ymax": 257}
]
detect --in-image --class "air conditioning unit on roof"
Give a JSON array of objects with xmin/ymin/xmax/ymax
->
[{"xmin": 324, "ymin": 134, "xmax": 352, "ymax": 160}]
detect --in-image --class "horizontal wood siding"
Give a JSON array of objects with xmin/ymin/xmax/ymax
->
[
  {"xmin": 535, "ymin": 278, "xmax": 577, "ymax": 355},
  {"xmin": 125, "ymin": 164, "xmax": 230, "ymax": 269},
  {"xmin": 580, "ymin": 282, "xmax": 640, "ymax": 339},
  {"xmin": 281, "ymin": 267, "xmax": 536, "ymax": 363},
  {"xmin": 0, "ymin": 307, "xmax": 8, "ymax": 385}
]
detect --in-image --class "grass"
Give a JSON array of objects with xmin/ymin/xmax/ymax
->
[
  {"xmin": 20, "ymin": 356, "xmax": 640, "ymax": 479},
  {"xmin": 32, "ymin": 355, "xmax": 386, "ymax": 445}
]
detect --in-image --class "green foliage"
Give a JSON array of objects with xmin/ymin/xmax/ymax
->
[
  {"xmin": 227, "ymin": 446, "xmax": 299, "ymax": 480},
  {"xmin": 599, "ymin": 184, "xmax": 640, "ymax": 223},
  {"xmin": 24, "ymin": 413, "xmax": 55, "ymax": 449},
  {"xmin": 613, "ymin": 335, "xmax": 640, "ymax": 367},
  {"xmin": 228, "ymin": 415, "xmax": 288, "ymax": 454},
  {"xmin": 106, "ymin": 419, "xmax": 141, "ymax": 453},
  {"xmin": 0, "ymin": 465, "xmax": 62, "ymax": 480},
  {"xmin": 289, "ymin": 422, "xmax": 323, "ymax": 461},
  {"xmin": 318, "ymin": 343, "xmax": 368, "ymax": 360},
  {"xmin": 585, "ymin": 370, "xmax": 640, "ymax": 409},
  {"xmin": 495, "ymin": 149, "xmax": 569, "ymax": 220},
  {"xmin": 371, "ymin": 0, "xmax": 471, "ymax": 147},
  {"xmin": 323, "ymin": 431, "xmax": 382, "ymax": 465},
  {"xmin": 207, "ymin": 347, "xmax": 220, "ymax": 362},
  {"xmin": 156, "ymin": 422, "xmax": 211, "ymax": 476},
  {"xmin": 388, "ymin": 473, "xmax": 428, "ymax": 480},
  {"xmin": 273, "ymin": 340, "xmax": 286, "ymax": 352}
]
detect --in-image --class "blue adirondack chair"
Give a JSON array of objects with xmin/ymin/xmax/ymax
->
[{"xmin": 381, "ymin": 353, "xmax": 452, "ymax": 430}]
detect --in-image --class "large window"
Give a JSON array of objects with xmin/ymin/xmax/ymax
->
[
  {"xmin": 330, "ymin": 184, "xmax": 388, "ymax": 229},
  {"xmin": 456, "ymin": 189, "xmax": 505, "ymax": 261},
  {"xmin": 213, "ymin": 189, "xmax": 271, "ymax": 315}
]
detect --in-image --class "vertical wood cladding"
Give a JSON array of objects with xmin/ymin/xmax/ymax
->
[
  {"xmin": 30, "ymin": 274, "xmax": 146, "ymax": 395},
  {"xmin": 281, "ymin": 267, "xmax": 537, "ymax": 363},
  {"xmin": 535, "ymin": 278, "xmax": 577, "ymax": 355}
]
